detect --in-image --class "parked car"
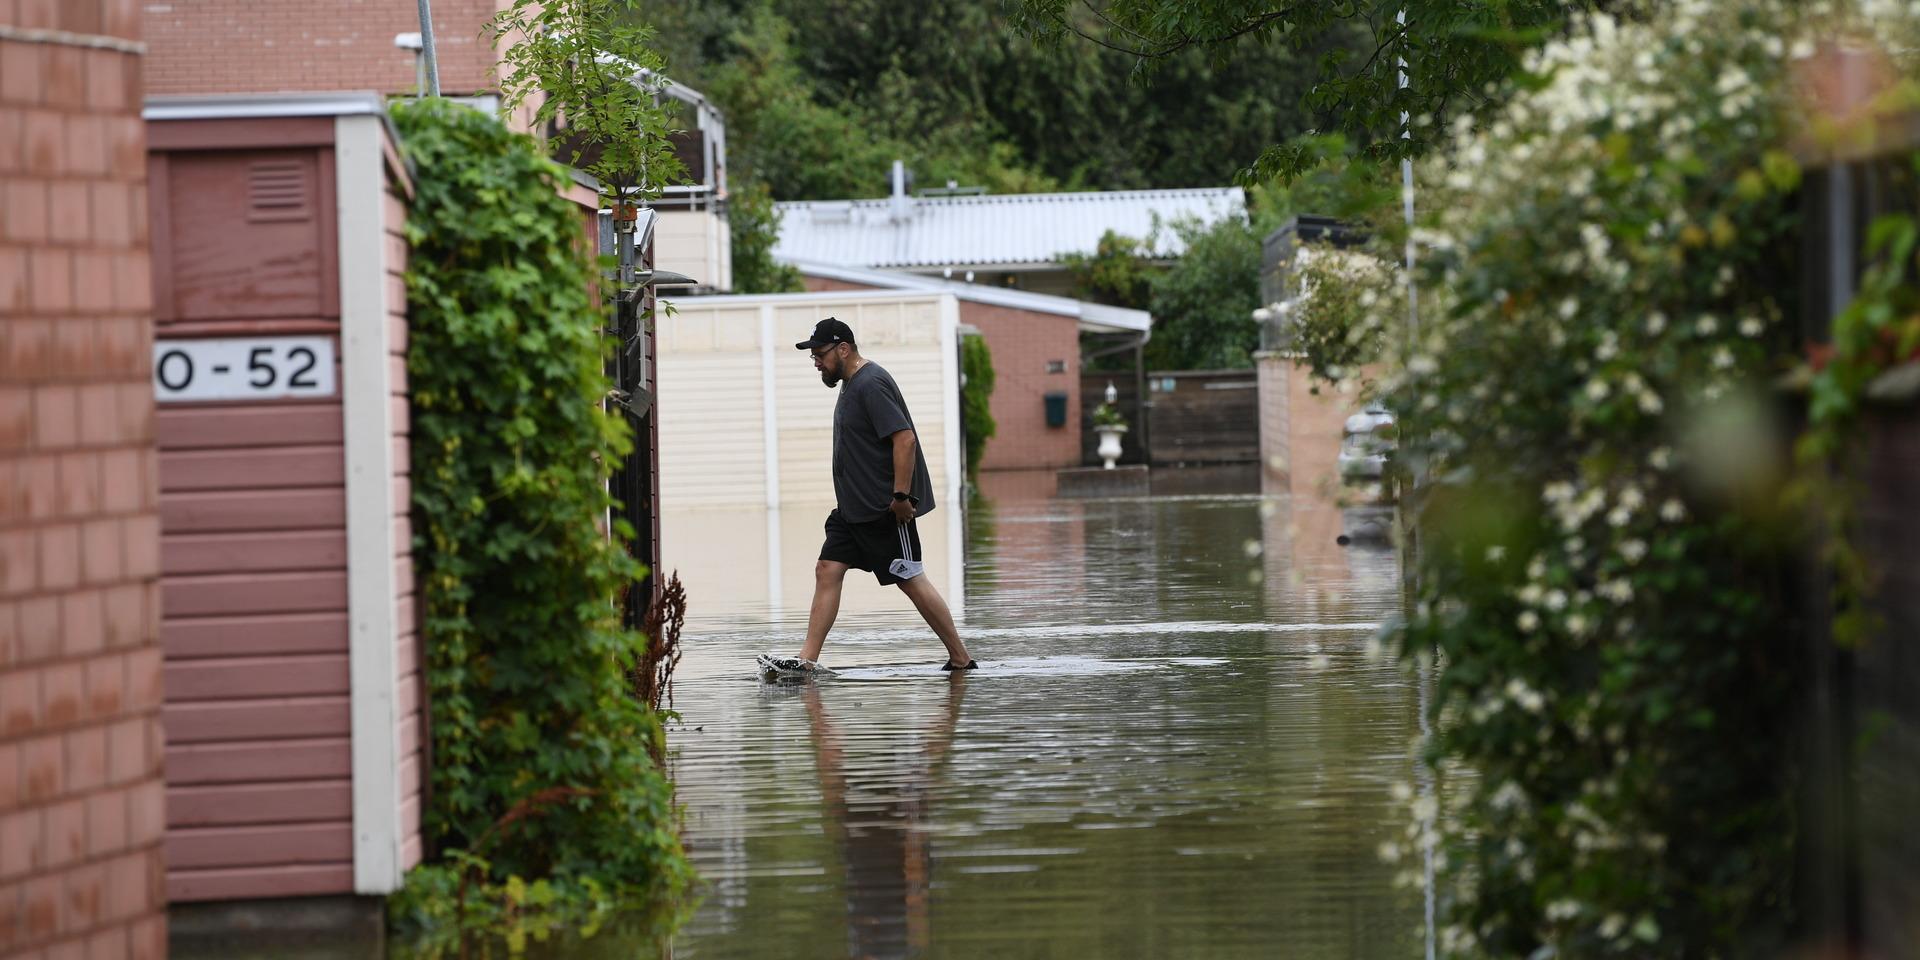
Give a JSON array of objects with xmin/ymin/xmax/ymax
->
[{"xmin": 1338, "ymin": 406, "xmax": 1396, "ymax": 490}]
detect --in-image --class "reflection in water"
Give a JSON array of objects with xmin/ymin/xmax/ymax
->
[
  {"xmin": 666, "ymin": 484, "xmax": 1425, "ymax": 959},
  {"xmin": 806, "ymin": 677, "xmax": 964, "ymax": 957}
]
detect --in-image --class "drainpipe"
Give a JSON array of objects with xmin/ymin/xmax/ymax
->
[{"xmin": 415, "ymin": 0, "xmax": 441, "ymax": 97}]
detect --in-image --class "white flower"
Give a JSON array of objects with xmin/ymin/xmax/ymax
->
[
  {"xmin": 1660, "ymin": 498, "xmax": 1687, "ymax": 522},
  {"xmin": 1505, "ymin": 678, "xmax": 1545, "ymax": 712},
  {"xmin": 1546, "ymin": 898, "xmax": 1582, "ymax": 921},
  {"xmin": 1638, "ymin": 390, "xmax": 1664, "ymax": 415},
  {"xmin": 1411, "ymin": 795, "xmax": 1439, "ymax": 823},
  {"xmin": 1600, "ymin": 579, "xmax": 1634, "ymax": 604},
  {"xmin": 1697, "ymin": 314, "xmax": 1719, "ymax": 336},
  {"xmin": 1489, "ymin": 781, "xmax": 1529, "ymax": 811},
  {"xmin": 1645, "ymin": 312, "xmax": 1667, "ymax": 335},
  {"xmin": 1712, "ymin": 345, "xmax": 1736, "ymax": 369},
  {"xmin": 1585, "ymin": 379, "xmax": 1612, "ymax": 402},
  {"xmin": 1486, "ymin": 544, "xmax": 1507, "ymax": 563},
  {"xmin": 1567, "ymin": 613, "xmax": 1590, "ymax": 636},
  {"xmin": 1620, "ymin": 538, "xmax": 1648, "ymax": 563},
  {"xmin": 1545, "ymin": 589, "xmax": 1568, "ymax": 612},
  {"xmin": 1739, "ymin": 316, "xmax": 1764, "ymax": 337},
  {"xmin": 1648, "ymin": 446, "xmax": 1672, "ymax": 470},
  {"xmin": 1408, "ymin": 354, "xmax": 1439, "ymax": 375},
  {"xmin": 1518, "ymin": 610, "xmax": 1541, "ymax": 632},
  {"xmin": 1391, "ymin": 781, "xmax": 1414, "ymax": 802},
  {"xmin": 1543, "ymin": 482, "xmax": 1576, "ymax": 504}
]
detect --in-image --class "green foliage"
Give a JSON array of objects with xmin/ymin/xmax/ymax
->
[
  {"xmin": 1275, "ymin": 244, "xmax": 1401, "ymax": 386},
  {"xmin": 388, "ymin": 99, "xmax": 689, "ymax": 938},
  {"xmin": 1065, "ymin": 218, "xmax": 1262, "ymax": 371},
  {"xmin": 491, "ymin": 0, "xmax": 686, "ymax": 204},
  {"xmin": 728, "ymin": 177, "xmax": 804, "ymax": 294},
  {"xmin": 1275, "ymin": 3, "xmax": 1920, "ymax": 955},
  {"xmin": 646, "ymin": 0, "xmax": 1347, "ymax": 198},
  {"xmin": 1008, "ymin": 0, "xmax": 1594, "ymax": 180},
  {"xmin": 960, "ymin": 335, "xmax": 998, "ymax": 480},
  {"xmin": 1090, "ymin": 402, "xmax": 1127, "ymax": 429},
  {"xmin": 1062, "ymin": 230, "xmax": 1155, "ymax": 310},
  {"xmin": 389, "ymin": 851, "xmax": 679, "ymax": 958},
  {"xmin": 1796, "ymin": 182, "xmax": 1920, "ymax": 645},
  {"xmin": 1146, "ymin": 215, "xmax": 1264, "ymax": 370}
]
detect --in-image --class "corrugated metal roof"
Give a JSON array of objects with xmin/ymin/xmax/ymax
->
[
  {"xmin": 781, "ymin": 258, "xmax": 1152, "ymax": 334},
  {"xmin": 771, "ymin": 187, "xmax": 1246, "ymax": 269}
]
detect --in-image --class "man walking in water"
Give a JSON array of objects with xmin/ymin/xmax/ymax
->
[{"xmin": 763, "ymin": 317, "xmax": 976, "ymax": 676}]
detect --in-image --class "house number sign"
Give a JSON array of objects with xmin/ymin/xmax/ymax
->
[{"xmin": 152, "ymin": 337, "xmax": 338, "ymax": 402}]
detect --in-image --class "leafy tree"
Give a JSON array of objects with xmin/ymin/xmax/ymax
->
[
  {"xmin": 1145, "ymin": 216, "xmax": 1264, "ymax": 369},
  {"xmin": 1062, "ymin": 230, "xmax": 1156, "ymax": 311},
  {"xmin": 728, "ymin": 178, "xmax": 804, "ymax": 293},
  {"xmin": 492, "ymin": 0, "xmax": 685, "ymax": 205},
  {"xmin": 1066, "ymin": 181, "xmax": 1342, "ymax": 370},
  {"xmin": 644, "ymin": 0, "xmax": 1351, "ymax": 197},
  {"xmin": 1007, "ymin": 0, "xmax": 1596, "ymax": 179}
]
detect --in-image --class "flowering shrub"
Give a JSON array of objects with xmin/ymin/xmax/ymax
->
[
  {"xmin": 1091, "ymin": 402, "xmax": 1128, "ymax": 429},
  {"xmin": 1286, "ymin": 1, "xmax": 1920, "ymax": 955},
  {"xmin": 1267, "ymin": 244, "xmax": 1401, "ymax": 389}
]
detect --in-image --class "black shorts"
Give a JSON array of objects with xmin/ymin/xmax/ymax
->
[{"xmin": 820, "ymin": 509, "xmax": 923, "ymax": 585}]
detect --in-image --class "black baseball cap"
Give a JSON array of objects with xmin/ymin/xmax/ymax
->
[{"xmin": 795, "ymin": 317, "xmax": 856, "ymax": 351}]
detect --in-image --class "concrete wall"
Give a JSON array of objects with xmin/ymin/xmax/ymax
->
[
  {"xmin": 1, "ymin": 2, "xmax": 171, "ymax": 956},
  {"xmin": 654, "ymin": 291, "xmax": 966, "ymax": 621},
  {"xmin": 656, "ymin": 209, "xmax": 731, "ymax": 294}
]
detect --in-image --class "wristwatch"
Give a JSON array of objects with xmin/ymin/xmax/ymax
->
[{"xmin": 892, "ymin": 491, "xmax": 920, "ymax": 505}]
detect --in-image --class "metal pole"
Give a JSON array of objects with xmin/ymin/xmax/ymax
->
[
  {"xmin": 1396, "ymin": 13, "xmax": 1434, "ymax": 960},
  {"xmin": 1398, "ymin": 8, "xmax": 1417, "ymax": 345},
  {"xmin": 415, "ymin": 0, "xmax": 441, "ymax": 97}
]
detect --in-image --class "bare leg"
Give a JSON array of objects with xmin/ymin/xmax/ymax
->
[
  {"xmin": 799, "ymin": 560, "xmax": 850, "ymax": 663},
  {"xmin": 896, "ymin": 575, "xmax": 972, "ymax": 665}
]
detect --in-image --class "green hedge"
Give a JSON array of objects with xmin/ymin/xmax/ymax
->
[
  {"xmin": 961, "ymin": 334, "xmax": 997, "ymax": 480},
  {"xmin": 387, "ymin": 98, "xmax": 689, "ymax": 936}
]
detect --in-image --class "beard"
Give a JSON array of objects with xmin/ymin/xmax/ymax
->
[{"xmin": 820, "ymin": 370, "xmax": 841, "ymax": 387}]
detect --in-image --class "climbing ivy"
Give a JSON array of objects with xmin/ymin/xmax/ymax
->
[
  {"xmin": 960, "ymin": 334, "xmax": 997, "ymax": 480},
  {"xmin": 386, "ymin": 99, "xmax": 689, "ymax": 943}
]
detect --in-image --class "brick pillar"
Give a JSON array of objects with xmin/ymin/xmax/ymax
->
[{"xmin": 1, "ymin": 2, "xmax": 169, "ymax": 958}]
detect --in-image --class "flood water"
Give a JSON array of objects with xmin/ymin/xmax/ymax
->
[{"xmin": 657, "ymin": 478, "xmax": 1425, "ymax": 958}]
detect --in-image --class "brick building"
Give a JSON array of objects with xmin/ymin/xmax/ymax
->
[
  {"xmin": 144, "ymin": 1, "xmax": 512, "ymax": 101},
  {"xmin": 1, "ymin": 2, "xmax": 170, "ymax": 958}
]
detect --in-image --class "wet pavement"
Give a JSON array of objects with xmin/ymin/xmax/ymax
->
[{"xmin": 657, "ymin": 481, "xmax": 1425, "ymax": 958}]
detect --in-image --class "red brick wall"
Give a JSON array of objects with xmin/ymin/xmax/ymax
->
[
  {"xmin": 1, "ymin": 2, "xmax": 170, "ymax": 957},
  {"xmin": 960, "ymin": 303, "xmax": 1081, "ymax": 471},
  {"xmin": 145, "ymin": 0, "xmax": 512, "ymax": 98}
]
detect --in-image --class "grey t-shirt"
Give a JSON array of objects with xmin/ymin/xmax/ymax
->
[{"xmin": 832, "ymin": 362, "xmax": 934, "ymax": 523}]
